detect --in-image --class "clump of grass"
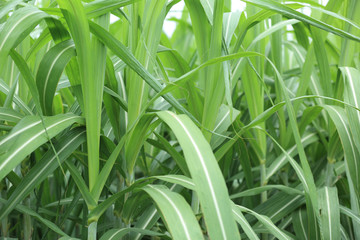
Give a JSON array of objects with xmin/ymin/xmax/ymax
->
[{"xmin": 0, "ymin": 0, "xmax": 359, "ymax": 239}]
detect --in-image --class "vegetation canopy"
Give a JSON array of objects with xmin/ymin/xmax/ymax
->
[{"xmin": 0, "ymin": 0, "xmax": 360, "ymax": 239}]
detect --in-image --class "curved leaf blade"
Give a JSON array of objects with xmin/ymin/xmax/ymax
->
[
  {"xmin": 324, "ymin": 105, "xmax": 360, "ymax": 191},
  {"xmin": 232, "ymin": 203, "xmax": 292, "ymax": 240},
  {"xmin": 243, "ymin": 0, "xmax": 360, "ymax": 42},
  {"xmin": 0, "ymin": 107, "xmax": 23, "ymax": 123},
  {"xmin": 0, "ymin": 128, "xmax": 86, "ymax": 220},
  {"xmin": 318, "ymin": 187, "xmax": 340, "ymax": 240},
  {"xmin": 0, "ymin": 113, "xmax": 84, "ymax": 182},
  {"xmin": 157, "ymin": 111, "xmax": 240, "ymax": 240},
  {"xmin": 36, "ymin": 40, "xmax": 76, "ymax": 115},
  {"xmin": 0, "ymin": 6, "xmax": 48, "ymax": 73},
  {"xmin": 143, "ymin": 185, "xmax": 204, "ymax": 240},
  {"xmin": 99, "ymin": 228, "xmax": 165, "ymax": 240}
]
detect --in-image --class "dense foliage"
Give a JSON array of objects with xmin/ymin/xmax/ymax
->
[{"xmin": 0, "ymin": 0, "xmax": 360, "ymax": 239}]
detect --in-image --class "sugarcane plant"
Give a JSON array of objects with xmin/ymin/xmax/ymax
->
[{"xmin": 0, "ymin": 0, "xmax": 360, "ymax": 239}]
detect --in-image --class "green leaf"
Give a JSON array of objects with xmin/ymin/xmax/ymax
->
[
  {"xmin": 340, "ymin": 205, "xmax": 360, "ymax": 225},
  {"xmin": 57, "ymin": 0, "xmax": 104, "ymax": 191},
  {"xmin": 266, "ymin": 132, "xmax": 319, "ymax": 181},
  {"xmin": 9, "ymin": 49, "xmax": 43, "ymax": 113},
  {"xmin": 0, "ymin": 128, "xmax": 86, "ymax": 220},
  {"xmin": 125, "ymin": 114, "xmax": 157, "ymax": 174},
  {"xmin": 0, "ymin": 198, "xmax": 69, "ymax": 237},
  {"xmin": 126, "ymin": 0, "xmax": 166, "ymax": 127},
  {"xmin": 0, "ymin": 79, "xmax": 33, "ymax": 115},
  {"xmin": 232, "ymin": 203, "xmax": 292, "ymax": 240},
  {"xmin": 0, "ymin": 0, "xmax": 22, "ymax": 20},
  {"xmin": 157, "ymin": 111, "xmax": 240, "ymax": 240},
  {"xmin": 88, "ymin": 179, "xmax": 151, "ymax": 222},
  {"xmin": 132, "ymin": 206, "xmax": 160, "ymax": 240},
  {"xmin": 230, "ymin": 185, "xmax": 303, "ymax": 199},
  {"xmin": 153, "ymin": 175, "xmax": 195, "ymax": 191},
  {"xmin": 153, "ymin": 132, "xmax": 190, "ymax": 176},
  {"xmin": 317, "ymin": 187, "xmax": 340, "ymax": 240},
  {"xmin": 99, "ymin": 228, "xmax": 165, "ymax": 240},
  {"xmin": 36, "ymin": 40, "xmax": 76, "ymax": 115},
  {"xmin": 292, "ymin": 209, "xmax": 309, "ymax": 240},
  {"xmin": 0, "ymin": 107, "xmax": 23, "ymax": 123},
  {"xmin": 223, "ymin": 12, "xmax": 241, "ymax": 47},
  {"xmin": 341, "ymin": 67, "xmax": 360, "ymax": 152},
  {"xmin": 202, "ymin": 0, "xmax": 225, "ymax": 141},
  {"xmin": 85, "ymin": 0, "xmax": 141, "ymax": 19},
  {"xmin": 243, "ymin": 0, "xmax": 360, "ymax": 42},
  {"xmin": 152, "ymin": 174, "xmax": 259, "ymax": 240},
  {"xmin": 91, "ymin": 136, "xmax": 126, "ymax": 202},
  {"xmin": 143, "ymin": 185, "xmax": 204, "ymax": 240},
  {"xmin": 88, "ymin": 21, "xmax": 196, "ymax": 123},
  {"xmin": 324, "ymin": 105, "xmax": 360, "ymax": 192},
  {"xmin": 231, "ymin": 206, "xmax": 260, "ymax": 240},
  {"xmin": 64, "ymin": 160, "xmax": 97, "ymax": 208},
  {"xmin": 0, "ymin": 6, "xmax": 49, "ymax": 74},
  {"xmin": 210, "ymin": 104, "xmax": 240, "ymax": 149},
  {"xmin": 0, "ymin": 114, "xmax": 84, "ymax": 182}
]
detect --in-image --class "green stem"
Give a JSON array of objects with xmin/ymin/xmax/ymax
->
[
  {"xmin": 260, "ymin": 161, "xmax": 267, "ymax": 203},
  {"xmin": 87, "ymin": 221, "xmax": 97, "ymax": 240}
]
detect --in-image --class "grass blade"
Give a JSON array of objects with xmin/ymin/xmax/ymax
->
[
  {"xmin": 36, "ymin": 40, "xmax": 75, "ymax": 115},
  {"xmin": 0, "ymin": 128, "xmax": 86, "ymax": 220},
  {"xmin": 143, "ymin": 185, "xmax": 204, "ymax": 240},
  {"xmin": 317, "ymin": 187, "xmax": 340, "ymax": 240},
  {"xmin": 0, "ymin": 114, "xmax": 84, "ymax": 182},
  {"xmin": 157, "ymin": 111, "xmax": 240, "ymax": 240},
  {"xmin": 0, "ymin": 6, "xmax": 48, "ymax": 74},
  {"xmin": 243, "ymin": 0, "xmax": 360, "ymax": 42}
]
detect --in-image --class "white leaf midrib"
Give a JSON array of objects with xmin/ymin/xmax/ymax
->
[
  {"xmin": 0, "ymin": 10, "xmax": 43, "ymax": 50},
  {"xmin": 1, "ymin": 130, "xmax": 85, "ymax": 218},
  {"xmin": 167, "ymin": 111, "xmax": 228, "ymax": 240},
  {"xmin": 42, "ymin": 44, "xmax": 75, "ymax": 108},
  {"xmin": 0, "ymin": 116, "xmax": 79, "ymax": 172},
  {"xmin": 148, "ymin": 185, "xmax": 192, "ymax": 239}
]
